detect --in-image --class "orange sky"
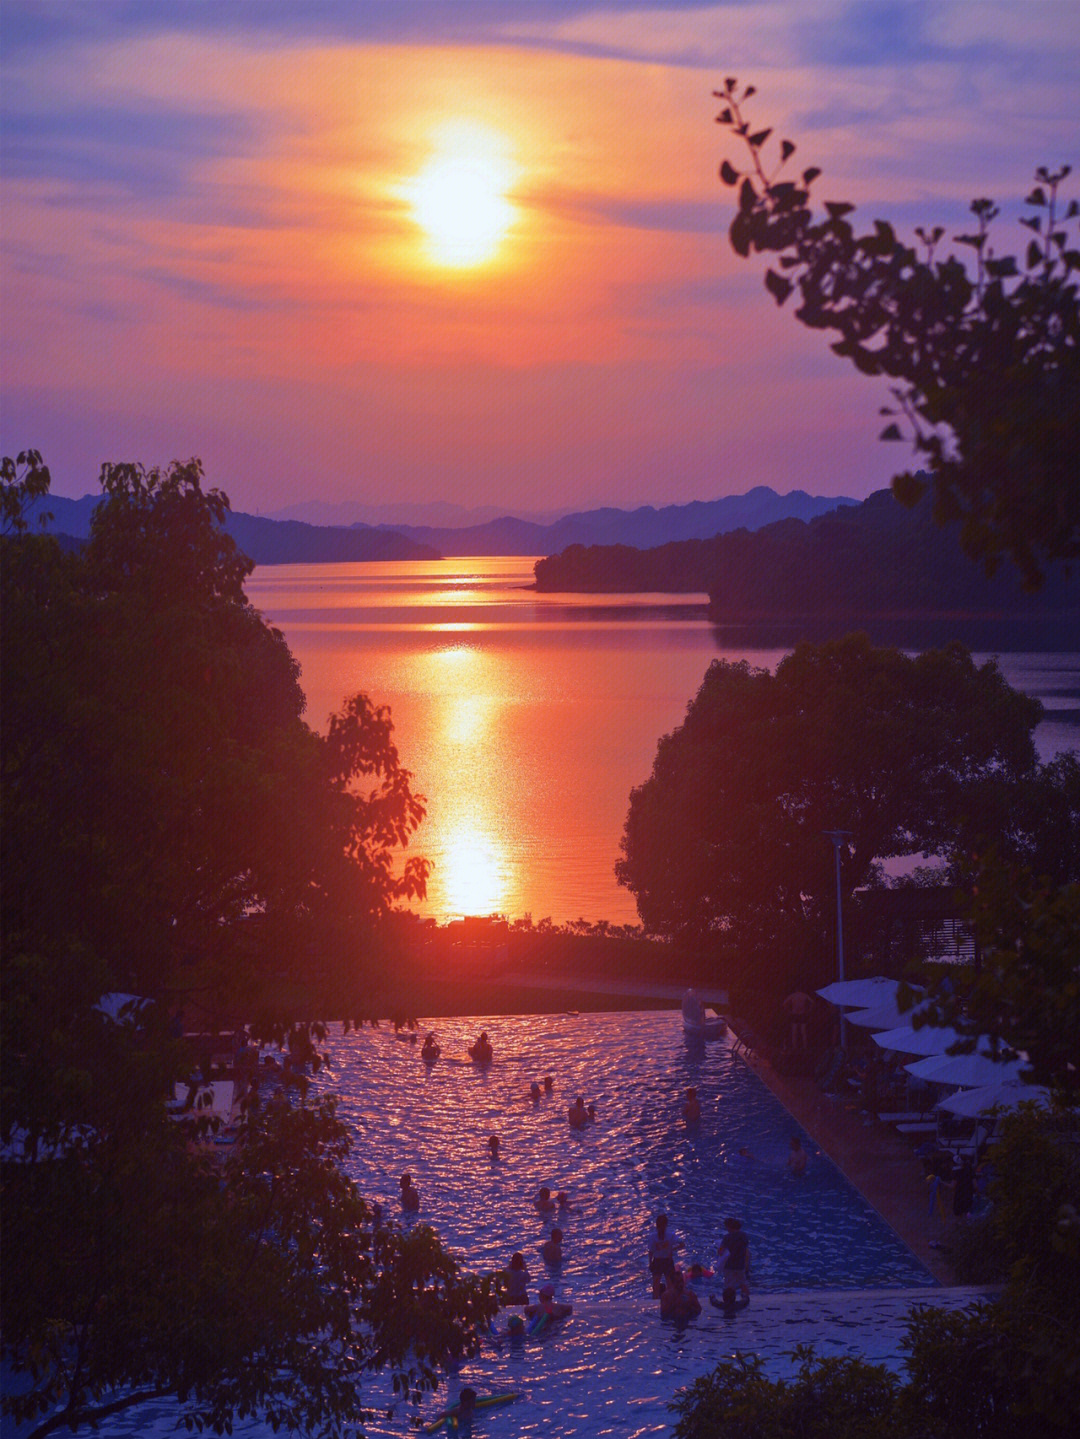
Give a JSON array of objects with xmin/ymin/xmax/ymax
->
[{"xmin": 2, "ymin": 1, "xmax": 1078, "ymax": 516}]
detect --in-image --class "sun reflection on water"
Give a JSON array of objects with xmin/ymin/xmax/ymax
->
[{"xmin": 441, "ymin": 823, "xmax": 507, "ymax": 916}]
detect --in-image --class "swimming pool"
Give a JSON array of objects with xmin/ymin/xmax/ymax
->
[
  {"xmin": 9, "ymin": 1012, "xmax": 976, "ymax": 1439},
  {"xmin": 321, "ymin": 1011, "xmax": 937, "ymax": 1299}
]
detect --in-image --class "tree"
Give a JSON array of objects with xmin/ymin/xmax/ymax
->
[
  {"xmin": 1, "ymin": 457, "xmax": 491, "ymax": 1436},
  {"xmin": 714, "ymin": 79, "xmax": 1080, "ymax": 590},
  {"xmin": 617, "ymin": 633, "xmax": 1041, "ymax": 964},
  {"xmin": 1, "ymin": 458, "xmax": 429, "ymax": 1027}
]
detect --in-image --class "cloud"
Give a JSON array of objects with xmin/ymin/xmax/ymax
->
[{"xmin": 1, "ymin": 106, "xmax": 259, "ymax": 199}]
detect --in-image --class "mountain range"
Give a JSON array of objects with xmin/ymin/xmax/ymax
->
[{"xmin": 27, "ymin": 487, "xmax": 857, "ymax": 562}]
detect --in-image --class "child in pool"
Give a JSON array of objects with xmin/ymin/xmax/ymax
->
[{"xmin": 524, "ymin": 1283, "xmax": 572, "ymax": 1321}]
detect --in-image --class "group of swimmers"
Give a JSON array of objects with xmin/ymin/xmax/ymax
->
[{"xmin": 648, "ymin": 1211, "xmax": 753, "ymax": 1321}]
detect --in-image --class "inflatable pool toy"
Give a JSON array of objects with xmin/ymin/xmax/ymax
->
[
  {"xmin": 682, "ymin": 989, "xmax": 727, "ymax": 1040},
  {"xmin": 423, "ymin": 1393, "xmax": 519, "ymax": 1432}
]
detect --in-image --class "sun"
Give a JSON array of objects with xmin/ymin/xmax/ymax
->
[{"xmin": 406, "ymin": 124, "xmax": 517, "ymax": 268}]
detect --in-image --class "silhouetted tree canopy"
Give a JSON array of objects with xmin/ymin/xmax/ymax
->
[
  {"xmin": 1, "ymin": 456, "xmax": 493, "ymax": 1438},
  {"xmin": 617, "ymin": 633, "xmax": 1044, "ymax": 956},
  {"xmin": 714, "ymin": 79, "xmax": 1080, "ymax": 591}
]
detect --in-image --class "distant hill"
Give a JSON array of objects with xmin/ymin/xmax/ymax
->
[
  {"xmin": 22, "ymin": 494, "xmax": 440, "ymax": 565},
  {"xmin": 27, "ymin": 487, "xmax": 856, "ymax": 562},
  {"xmin": 270, "ymin": 498, "xmax": 568, "ymax": 528},
  {"xmin": 534, "ymin": 490, "xmax": 1079, "ymax": 623},
  {"xmin": 370, "ymin": 487, "xmax": 858, "ymax": 556}
]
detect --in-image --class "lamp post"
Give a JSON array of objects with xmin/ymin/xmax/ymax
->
[{"xmin": 823, "ymin": 830, "xmax": 853, "ymax": 1048}]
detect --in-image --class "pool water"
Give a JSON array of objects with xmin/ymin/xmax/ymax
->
[
  {"xmin": 320, "ymin": 1011, "xmax": 937, "ymax": 1299},
  {"xmin": 9, "ymin": 1012, "xmax": 984, "ymax": 1439}
]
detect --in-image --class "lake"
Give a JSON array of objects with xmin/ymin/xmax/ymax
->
[{"xmin": 246, "ymin": 557, "xmax": 1080, "ymax": 928}]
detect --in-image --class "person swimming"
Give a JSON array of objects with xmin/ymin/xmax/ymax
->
[
  {"xmin": 710, "ymin": 1286, "xmax": 750, "ymax": 1314},
  {"xmin": 540, "ymin": 1227, "xmax": 563, "ymax": 1265},
  {"xmin": 529, "ymin": 1081, "xmax": 542, "ymax": 1102},
  {"xmin": 399, "ymin": 1172, "xmax": 420, "ymax": 1211},
  {"xmin": 659, "ymin": 1268, "xmax": 701, "ymax": 1321},
  {"xmin": 556, "ymin": 1191, "xmax": 580, "ymax": 1214},
  {"xmin": 488, "ymin": 1134, "xmax": 501, "ymax": 1161},
  {"xmin": 524, "ymin": 1283, "xmax": 572, "ymax": 1321},
  {"xmin": 421, "ymin": 1032, "xmax": 440, "ymax": 1062},
  {"xmin": 542, "ymin": 1075, "xmax": 554, "ymax": 1093},
  {"xmin": 469, "ymin": 1031, "xmax": 493, "ymax": 1065}
]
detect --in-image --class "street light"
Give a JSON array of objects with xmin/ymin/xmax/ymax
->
[{"xmin": 823, "ymin": 830, "xmax": 853, "ymax": 1048}]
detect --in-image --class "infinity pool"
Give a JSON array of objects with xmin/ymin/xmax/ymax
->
[
  {"xmin": 11, "ymin": 1012, "xmax": 973, "ymax": 1439},
  {"xmin": 320, "ymin": 1011, "xmax": 936, "ymax": 1298}
]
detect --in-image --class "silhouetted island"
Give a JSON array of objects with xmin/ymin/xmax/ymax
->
[{"xmin": 533, "ymin": 490, "xmax": 1078, "ymax": 639}]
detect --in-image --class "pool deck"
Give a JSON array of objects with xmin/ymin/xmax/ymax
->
[{"xmin": 737, "ymin": 1046, "xmax": 957, "ymax": 1284}]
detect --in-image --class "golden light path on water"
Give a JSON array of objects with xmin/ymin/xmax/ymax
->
[{"xmin": 247, "ymin": 557, "xmax": 1080, "ymax": 928}]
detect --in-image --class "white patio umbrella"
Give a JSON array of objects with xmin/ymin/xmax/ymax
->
[
  {"xmin": 872, "ymin": 1023, "xmax": 966, "ymax": 1056},
  {"xmin": 94, "ymin": 992, "xmax": 152, "ymax": 1024},
  {"xmin": 905, "ymin": 1051, "xmax": 1026, "ymax": 1088},
  {"xmin": 936, "ymin": 1078, "xmax": 1052, "ymax": 1118},
  {"xmin": 816, "ymin": 977, "xmax": 919, "ymax": 1009},
  {"xmin": 846, "ymin": 996, "xmax": 934, "ymax": 1030}
]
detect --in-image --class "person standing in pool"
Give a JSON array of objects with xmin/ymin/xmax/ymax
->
[
  {"xmin": 648, "ymin": 1213, "xmax": 683, "ymax": 1295},
  {"xmin": 787, "ymin": 1136, "xmax": 808, "ymax": 1174},
  {"xmin": 568, "ymin": 1096, "xmax": 588, "ymax": 1128},
  {"xmin": 500, "ymin": 1252, "xmax": 530, "ymax": 1306},
  {"xmin": 716, "ymin": 1216, "xmax": 750, "ymax": 1300},
  {"xmin": 533, "ymin": 1185, "xmax": 557, "ymax": 1214},
  {"xmin": 399, "ymin": 1172, "xmax": 420, "ymax": 1212},
  {"xmin": 682, "ymin": 1088, "xmax": 702, "ymax": 1125}
]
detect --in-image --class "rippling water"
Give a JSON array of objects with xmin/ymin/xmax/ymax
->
[
  {"xmin": 246, "ymin": 557, "xmax": 1080, "ymax": 928},
  {"xmin": 51, "ymin": 1012, "xmax": 989, "ymax": 1439},
  {"xmin": 319, "ymin": 1012, "xmax": 935, "ymax": 1299}
]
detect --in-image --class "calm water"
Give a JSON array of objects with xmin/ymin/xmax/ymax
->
[{"xmin": 246, "ymin": 557, "xmax": 1080, "ymax": 927}]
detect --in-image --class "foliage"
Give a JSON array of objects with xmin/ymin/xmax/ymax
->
[
  {"xmin": 1, "ymin": 456, "xmax": 494, "ymax": 1437},
  {"xmin": 616, "ymin": 632, "xmax": 1042, "ymax": 959},
  {"xmin": 672, "ymin": 1286, "xmax": 1080, "ymax": 1438},
  {"xmin": 0, "ymin": 449, "xmax": 52, "ymax": 535},
  {"xmin": 3, "ymin": 1096, "xmax": 497, "ymax": 1438},
  {"xmin": 669, "ymin": 1348, "xmax": 900, "ymax": 1439},
  {"xmin": 714, "ymin": 79, "xmax": 1080, "ymax": 591},
  {"xmin": 1, "ymin": 458, "xmax": 429, "ymax": 1030}
]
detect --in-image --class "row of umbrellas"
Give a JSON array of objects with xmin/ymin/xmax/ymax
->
[{"xmin": 816, "ymin": 977, "xmax": 1050, "ymax": 1118}]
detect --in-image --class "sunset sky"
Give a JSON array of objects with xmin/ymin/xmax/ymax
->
[{"xmin": 2, "ymin": 0, "xmax": 1077, "ymax": 516}]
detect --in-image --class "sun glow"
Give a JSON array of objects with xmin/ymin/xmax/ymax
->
[{"xmin": 406, "ymin": 123, "xmax": 517, "ymax": 267}]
